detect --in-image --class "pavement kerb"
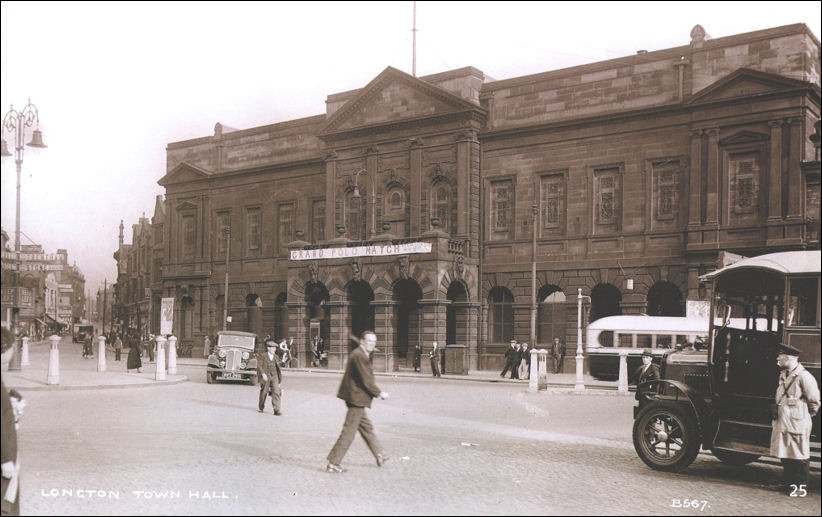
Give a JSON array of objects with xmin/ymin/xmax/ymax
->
[{"xmin": 4, "ymin": 376, "xmax": 189, "ymax": 392}]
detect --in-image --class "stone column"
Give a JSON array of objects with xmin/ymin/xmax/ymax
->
[
  {"xmin": 705, "ymin": 128, "xmax": 720, "ymax": 227},
  {"xmin": 371, "ymin": 299, "xmax": 396, "ymax": 373},
  {"xmin": 287, "ymin": 301, "xmax": 308, "ymax": 367},
  {"xmin": 409, "ymin": 138, "xmax": 423, "ymax": 236},
  {"xmin": 688, "ymin": 129, "xmax": 703, "ymax": 226},
  {"xmin": 786, "ymin": 118, "xmax": 803, "ymax": 220},
  {"xmin": 325, "ymin": 300, "xmax": 349, "ymax": 370}
]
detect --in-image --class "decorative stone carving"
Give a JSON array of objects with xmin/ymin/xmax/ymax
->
[
  {"xmin": 352, "ymin": 258, "xmax": 362, "ymax": 282},
  {"xmin": 454, "ymin": 254, "xmax": 465, "ymax": 278},
  {"xmin": 408, "ymin": 137, "xmax": 424, "ymax": 147},
  {"xmin": 308, "ymin": 261, "xmax": 318, "ymax": 283},
  {"xmin": 398, "ymin": 255, "xmax": 410, "ymax": 279}
]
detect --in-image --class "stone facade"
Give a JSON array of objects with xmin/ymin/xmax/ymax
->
[{"xmin": 142, "ymin": 23, "xmax": 819, "ymax": 371}]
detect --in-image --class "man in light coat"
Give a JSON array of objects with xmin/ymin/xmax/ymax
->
[{"xmin": 769, "ymin": 343, "xmax": 820, "ymax": 492}]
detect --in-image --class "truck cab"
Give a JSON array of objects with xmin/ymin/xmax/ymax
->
[{"xmin": 632, "ymin": 251, "xmax": 820, "ymax": 472}]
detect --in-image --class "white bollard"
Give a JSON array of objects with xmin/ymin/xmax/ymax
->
[
  {"xmin": 167, "ymin": 335, "xmax": 177, "ymax": 375},
  {"xmin": 47, "ymin": 334, "xmax": 60, "ymax": 385},
  {"xmin": 618, "ymin": 349, "xmax": 629, "ymax": 393},
  {"xmin": 538, "ymin": 349, "xmax": 548, "ymax": 390},
  {"xmin": 155, "ymin": 336, "xmax": 167, "ymax": 381},
  {"xmin": 21, "ymin": 336, "xmax": 30, "ymax": 366},
  {"xmin": 97, "ymin": 335, "xmax": 107, "ymax": 372},
  {"xmin": 529, "ymin": 348, "xmax": 539, "ymax": 391}
]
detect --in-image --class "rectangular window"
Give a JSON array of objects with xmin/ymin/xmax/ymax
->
[
  {"xmin": 216, "ymin": 211, "xmax": 230, "ymax": 255},
  {"xmin": 540, "ymin": 174, "xmax": 565, "ymax": 233},
  {"xmin": 182, "ymin": 215, "xmax": 196, "ymax": 260},
  {"xmin": 654, "ymin": 162, "xmax": 679, "ymax": 221},
  {"xmin": 246, "ymin": 207, "xmax": 261, "ymax": 251},
  {"xmin": 490, "ymin": 181, "xmax": 512, "ymax": 239},
  {"xmin": 278, "ymin": 203, "xmax": 295, "ymax": 250},
  {"xmin": 311, "ymin": 200, "xmax": 325, "ymax": 242},
  {"xmin": 788, "ymin": 277, "xmax": 819, "ymax": 327},
  {"xmin": 594, "ymin": 167, "xmax": 620, "ymax": 233},
  {"xmin": 731, "ymin": 153, "xmax": 759, "ymax": 216}
]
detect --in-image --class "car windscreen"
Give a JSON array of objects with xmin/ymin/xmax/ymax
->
[{"xmin": 217, "ymin": 334, "xmax": 255, "ymax": 350}]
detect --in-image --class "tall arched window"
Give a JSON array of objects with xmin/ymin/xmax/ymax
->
[
  {"xmin": 345, "ymin": 193, "xmax": 362, "ymax": 240},
  {"xmin": 488, "ymin": 286, "xmax": 514, "ymax": 342},
  {"xmin": 432, "ymin": 184, "xmax": 451, "ymax": 233}
]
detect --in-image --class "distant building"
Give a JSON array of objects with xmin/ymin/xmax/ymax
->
[
  {"xmin": 0, "ymin": 235, "xmax": 85, "ymax": 335},
  {"xmin": 121, "ymin": 23, "xmax": 820, "ymax": 369}
]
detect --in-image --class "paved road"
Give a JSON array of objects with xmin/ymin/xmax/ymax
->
[{"xmin": 13, "ymin": 363, "xmax": 820, "ymax": 515}]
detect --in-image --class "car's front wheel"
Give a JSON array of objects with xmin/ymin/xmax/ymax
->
[{"xmin": 633, "ymin": 401, "xmax": 701, "ymax": 472}]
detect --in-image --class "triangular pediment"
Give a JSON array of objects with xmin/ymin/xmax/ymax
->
[
  {"xmin": 157, "ymin": 161, "xmax": 212, "ymax": 186},
  {"xmin": 718, "ymin": 130, "xmax": 770, "ymax": 146},
  {"xmin": 687, "ymin": 68, "xmax": 811, "ymax": 105},
  {"xmin": 320, "ymin": 67, "xmax": 481, "ymax": 136},
  {"xmin": 175, "ymin": 201, "xmax": 198, "ymax": 212}
]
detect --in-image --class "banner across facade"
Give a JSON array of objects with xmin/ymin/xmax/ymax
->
[{"xmin": 289, "ymin": 242, "xmax": 432, "ymax": 261}]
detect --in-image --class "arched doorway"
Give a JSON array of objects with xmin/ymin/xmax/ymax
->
[
  {"xmin": 215, "ymin": 295, "xmax": 225, "ymax": 331},
  {"xmin": 305, "ymin": 282, "xmax": 330, "ymax": 355},
  {"xmin": 590, "ymin": 283, "xmax": 622, "ymax": 323},
  {"xmin": 273, "ymin": 293, "xmax": 288, "ymax": 341},
  {"xmin": 347, "ymin": 280, "xmax": 374, "ymax": 349},
  {"xmin": 446, "ymin": 281, "xmax": 468, "ymax": 345},
  {"xmin": 537, "ymin": 285, "xmax": 566, "ymax": 345},
  {"xmin": 179, "ymin": 295, "xmax": 195, "ymax": 356},
  {"xmin": 246, "ymin": 294, "xmax": 263, "ymax": 338},
  {"xmin": 647, "ymin": 281, "xmax": 684, "ymax": 316},
  {"xmin": 393, "ymin": 278, "xmax": 422, "ymax": 367}
]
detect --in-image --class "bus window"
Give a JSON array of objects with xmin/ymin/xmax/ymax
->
[{"xmin": 788, "ymin": 277, "xmax": 820, "ymax": 327}]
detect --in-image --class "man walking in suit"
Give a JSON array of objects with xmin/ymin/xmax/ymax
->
[
  {"xmin": 326, "ymin": 330, "xmax": 389, "ymax": 473},
  {"xmin": 257, "ymin": 339, "xmax": 283, "ymax": 415},
  {"xmin": 551, "ymin": 338, "xmax": 566, "ymax": 374}
]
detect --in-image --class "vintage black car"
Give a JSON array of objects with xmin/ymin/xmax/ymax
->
[
  {"xmin": 206, "ymin": 330, "xmax": 258, "ymax": 385},
  {"xmin": 632, "ymin": 251, "xmax": 821, "ymax": 472}
]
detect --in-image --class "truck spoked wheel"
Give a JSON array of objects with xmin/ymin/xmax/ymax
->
[{"xmin": 633, "ymin": 401, "xmax": 700, "ymax": 472}]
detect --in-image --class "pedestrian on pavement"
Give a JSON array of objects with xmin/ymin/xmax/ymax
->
[
  {"xmin": 510, "ymin": 342, "xmax": 521, "ymax": 379},
  {"xmin": 203, "ymin": 334, "xmax": 211, "ymax": 358},
  {"xmin": 413, "ymin": 343, "xmax": 422, "ymax": 372},
  {"xmin": 518, "ymin": 342, "xmax": 530, "ymax": 380},
  {"xmin": 2, "ymin": 327, "xmax": 23, "ymax": 516},
  {"xmin": 769, "ymin": 343, "xmax": 820, "ymax": 492},
  {"xmin": 114, "ymin": 335, "xmax": 123, "ymax": 362},
  {"xmin": 82, "ymin": 334, "xmax": 93, "ymax": 359},
  {"xmin": 127, "ymin": 335, "xmax": 142, "ymax": 373},
  {"xmin": 551, "ymin": 338, "xmax": 565, "ymax": 374},
  {"xmin": 500, "ymin": 339, "xmax": 517, "ymax": 378},
  {"xmin": 257, "ymin": 339, "xmax": 283, "ymax": 415},
  {"xmin": 326, "ymin": 330, "xmax": 389, "ymax": 474},
  {"xmin": 429, "ymin": 341, "xmax": 441, "ymax": 377},
  {"xmin": 146, "ymin": 335, "xmax": 155, "ymax": 362}
]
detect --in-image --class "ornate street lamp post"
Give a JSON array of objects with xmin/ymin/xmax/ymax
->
[
  {"xmin": 2, "ymin": 99, "xmax": 47, "ymax": 371},
  {"xmin": 222, "ymin": 226, "xmax": 231, "ymax": 331}
]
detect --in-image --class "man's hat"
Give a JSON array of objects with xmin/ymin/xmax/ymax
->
[
  {"xmin": 642, "ymin": 349, "xmax": 653, "ymax": 358},
  {"xmin": 265, "ymin": 339, "xmax": 278, "ymax": 347},
  {"xmin": 776, "ymin": 342, "xmax": 801, "ymax": 356}
]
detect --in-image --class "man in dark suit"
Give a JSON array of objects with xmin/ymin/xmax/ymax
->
[
  {"xmin": 500, "ymin": 339, "xmax": 517, "ymax": 378},
  {"xmin": 326, "ymin": 330, "xmax": 389, "ymax": 473},
  {"xmin": 257, "ymin": 339, "xmax": 283, "ymax": 415},
  {"xmin": 551, "ymin": 338, "xmax": 566, "ymax": 374}
]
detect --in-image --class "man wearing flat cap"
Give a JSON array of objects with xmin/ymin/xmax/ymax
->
[
  {"xmin": 257, "ymin": 339, "xmax": 283, "ymax": 416},
  {"xmin": 769, "ymin": 343, "xmax": 819, "ymax": 492}
]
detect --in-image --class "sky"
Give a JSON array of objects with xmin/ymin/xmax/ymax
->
[{"xmin": 2, "ymin": 1, "xmax": 820, "ymax": 294}]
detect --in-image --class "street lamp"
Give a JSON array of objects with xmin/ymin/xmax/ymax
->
[
  {"xmin": 222, "ymin": 226, "xmax": 231, "ymax": 330},
  {"xmin": 349, "ymin": 169, "xmax": 376, "ymax": 239},
  {"xmin": 2, "ymin": 99, "xmax": 46, "ymax": 371},
  {"xmin": 530, "ymin": 202, "xmax": 537, "ymax": 349},
  {"xmin": 576, "ymin": 288, "xmax": 592, "ymax": 391}
]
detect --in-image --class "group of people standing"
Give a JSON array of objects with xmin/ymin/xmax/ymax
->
[{"xmin": 499, "ymin": 340, "xmax": 532, "ymax": 380}]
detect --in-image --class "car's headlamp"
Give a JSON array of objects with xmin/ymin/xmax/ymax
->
[
  {"xmin": 218, "ymin": 349, "xmax": 227, "ymax": 358},
  {"xmin": 242, "ymin": 351, "xmax": 250, "ymax": 360}
]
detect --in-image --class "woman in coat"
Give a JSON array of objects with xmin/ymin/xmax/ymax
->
[{"xmin": 126, "ymin": 335, "xmax": 142, "ymax": 373}]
